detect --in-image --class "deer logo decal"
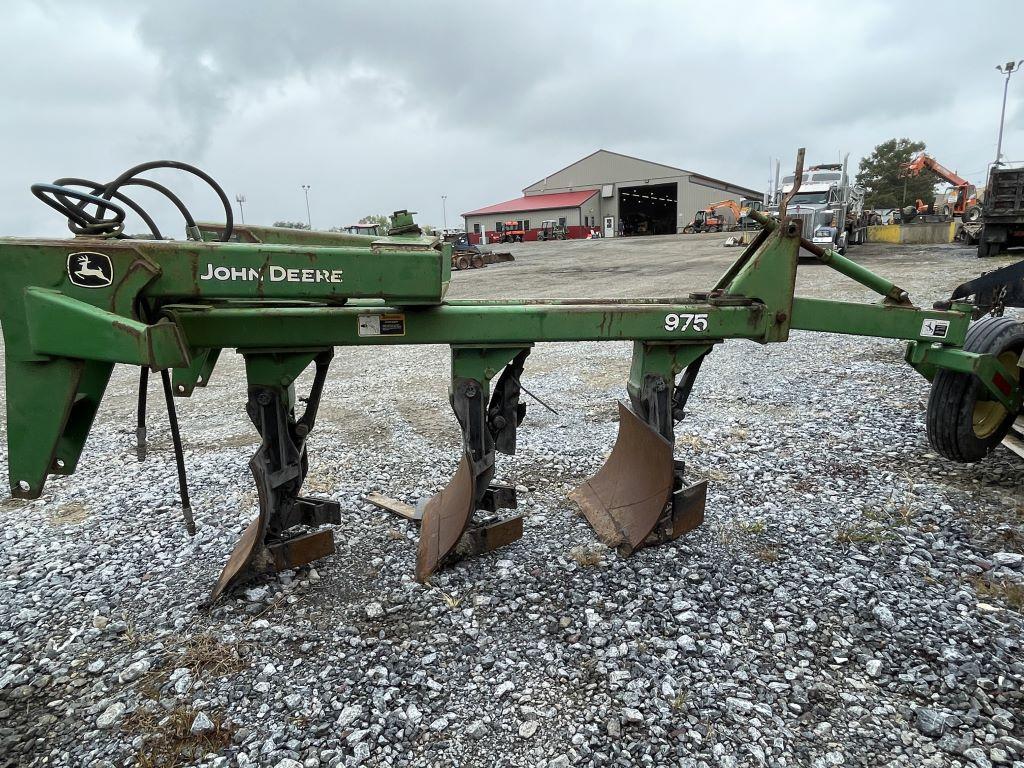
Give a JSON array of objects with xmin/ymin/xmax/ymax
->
[{"xmin": 66, "ymin": 252, "xmax": 113, "ymax": 288}]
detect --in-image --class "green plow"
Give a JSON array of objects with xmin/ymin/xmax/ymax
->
[{"xmin": 3, "ymin": 152, "xmax": 1021, "ymax": 602}]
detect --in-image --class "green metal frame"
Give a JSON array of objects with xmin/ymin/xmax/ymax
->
[{"xmin": 0, "ymin": 210, "xmax": 1005, "ymax": 499}]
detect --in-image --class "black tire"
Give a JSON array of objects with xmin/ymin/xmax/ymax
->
[
  {"xmin": 977, "ymin": 240, "xmax": 991, "ymax": 258},
  {"xmin": 927, "ymin": 316, "xmax": 1024, "ymax": 462},
  {"xmin": 966, "ymin": 206, "xmax": 981, "ymax": 223}
]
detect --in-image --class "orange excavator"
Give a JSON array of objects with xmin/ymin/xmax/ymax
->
[
  {"xmin": 903, "ymin": 153, "xmax": 981, "ymax": 221},
  {"xmin": 684, "ymin": 199, "xmax": 743, "ymax": 233}
]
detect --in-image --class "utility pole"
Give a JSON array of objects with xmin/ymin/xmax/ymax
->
[
  {"xmin": 995, "ymin": 60, "xmax": 1023, "ymax": 166},
  {"xmin": 441, "ymin": 195, "xmax": 447, "ymax": 230},
  {"xmin": 235, "ymin": 193, "xmax": 246, "ymax": 225},
  {"xmin": 301, "ymin": 184, "xmax": 312, "ymax": 229}
]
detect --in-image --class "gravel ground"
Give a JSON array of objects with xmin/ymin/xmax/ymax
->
[{"xmin": 2, "ymin": 234, "xmax": 1023, "ymax": 768}]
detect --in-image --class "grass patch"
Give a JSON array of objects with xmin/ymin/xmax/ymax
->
[
  {"xmin": 124, "ymin": 705, "xmax": 232, "ymax": 768},
  {"xmin": 836, "ymin": 521, "xmax": 897, "ymax": 547},
  {"xmin": 436, "ymin": 587, "xmax": 467, "ymax": 610},
  {"xmin": 569, "ymin": 545, "xmax": 606, "ymax": 568},
  {"xmin": 676, "ymin": 433, "xmax": 705, "ymax": 452},
  {"xmin": 172, "ymin": 633, "xmax": 248, "ymax": 679},
  {"xmin": 136, "ymin": 633, "xmax": 248, "ymax": 700},
  {"xmin": 974, "ymin": 578, "xmax": 1024, "ymax": 611},
  {"xmin": 49, "ymin": 502, "xmax": 90, "ymax": 525},
  {"xmin": 754, "ymin": 546, "xmax": 779, "ymax": 562},
  {"xmin": 738, "ymin": 520, "xmax": 766, "ymax": 535},
  {"xmin": 669, "ymin": 692, "xmax": 688, "ymax": 712}
]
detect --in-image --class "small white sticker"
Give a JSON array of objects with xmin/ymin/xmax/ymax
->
[
  {"xmin": 357, "ymin": 313, "xmax": 405, "ymax": 337},
  {"xmin": 921, "ymin": 319, "xmax": 949, "ymax": 339},
  {"xmin": 358, "ymin": 314, "xmax": 381, "ymax": 336}
]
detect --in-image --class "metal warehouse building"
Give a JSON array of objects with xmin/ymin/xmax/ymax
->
[{"xmin": 463, "ymin": 149, "xmax": 761, "ymax": 242}]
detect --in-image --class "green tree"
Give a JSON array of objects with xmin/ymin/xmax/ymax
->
[
  {"xmin": 855, "ymin": 138, "xmax": 936, "ymax": 209},
  {"xmin": 359, "ymin": 214, "xmax": 391, "ymax": 234},
  {"xmin": 273, "ymin": 220, "xmax": 311, "ymax": 230}
]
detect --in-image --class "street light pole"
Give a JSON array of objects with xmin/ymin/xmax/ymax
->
[
  {"xmin": 995, "ymin": 60, "xmax": 1023, "ymax": 166},
  {"xmin": 235, "ymin": 193, "xmax": 246, "ymax": 225},
  {"xmin": 301, "ymin": 184, "xmax": 312, "ymax": 229},
  {"xmin": 441, "ymin": 195, "xmax": 447, "ymax": 230}
]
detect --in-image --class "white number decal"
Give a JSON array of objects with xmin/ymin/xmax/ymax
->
[{"xmin": 664, "ymin": 313, "xmax": 709, "ymax": 333}]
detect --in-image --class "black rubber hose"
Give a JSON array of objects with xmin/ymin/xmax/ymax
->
[
  {"xmin": 101, "ymin": 160, "xmax": 233, "ymax": 241},
  {"xmin": 55, "ymin": 178, "xmax": 163, "ymax": 239},
  {"xmin": 30, "ymin": 183, "xmax": 126, "ymax": 235},
  {"xmin": 160, "ymin": 368, "xmax": 195, "ymax": 536},
  {"xmin": 136, "ymin": 367, "xmax": 149, "ymax": 461}
]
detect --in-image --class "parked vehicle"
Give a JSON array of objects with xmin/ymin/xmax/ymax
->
[
  {"xmin": 341, "ymin": 223, "xmax": 383, "ymax": 236},
  {"xmin": 684, "ymin": 200, "xmax": 742, "ymax": 234},
  {"xmin": 738, "ymin": 199, "xmax": 765, "ymax": 229},
  {"xmin": 768, "ymin": 156, "xmax": 867, "ymax": 253},
  {"xmin": 903, "ymin": 153, "xmax": 981, "ymax": 222},
  {"xmin": 497, "ymin": 220, "xmax": 526, "ymax": 243},
  {"xmin": 536, "ymin": 220, "xmax": 567, "ymax": 241},
  {"xmin": 978, "ymin": 164, "xmax": 1024, "ymax": 257}
]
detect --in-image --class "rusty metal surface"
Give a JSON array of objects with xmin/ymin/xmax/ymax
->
[
  {"xmin": 453, "ymin": 515, "xmax": 524, "ymax": 560},
  {"xmin": 365, "ymin": 492, "xmax": 423, "ymax": 521},
  {"xmin": 670, "ymin": 479, "xmax": 707, "ymax": 539},
  {"xmin": 778, "ymin": 148, "xmax": 805, "ymax": 220},
  {"xmin": 416, "ymin": 453, "xmax": 477, "ymax": 581},
  {"xmin": 208, "ymin": 515, "xmax": 273, "ymax": 604},
  {"xmin": 268, "ymin": 529, "xmax": 336, "ymax": 571},
  {"xmin": 570, "ymin": 401, "xmax": 676, "ymax": 554}
]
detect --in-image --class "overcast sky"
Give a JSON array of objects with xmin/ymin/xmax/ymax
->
[{"xmin": 4, "ymin": 1, "xmax": 1024, "ymax": 237}]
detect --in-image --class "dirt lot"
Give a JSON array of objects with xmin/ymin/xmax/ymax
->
[{"xmin": 449, "ymin": 232, "xmax": 995, "ymax": 302}]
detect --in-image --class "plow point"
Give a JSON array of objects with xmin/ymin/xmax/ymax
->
[
  {"xmin": 208, "ymin": 515, "xmax": 274, "ymax": 604},
  {"xmin": 208, "ymin": 492, "xmax": 340, "ymax": 603},
  {"xmin": 571, "ymin": 402, "xmax": 705, "ymax": 554},
  {"xmin": 416, "ymin": 453, "xmax": 477, "ymax": 582}
]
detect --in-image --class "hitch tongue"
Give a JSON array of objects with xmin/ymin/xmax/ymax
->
[{"xmin": 571, "ymin": 402, "xmax": 706, "ymax": 554}]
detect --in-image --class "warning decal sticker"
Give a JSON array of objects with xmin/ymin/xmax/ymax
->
[
  {"xmin": 920, "ymin": 319, "xmax": 949, "ymax": 339},
  {"xmin": 357, "ymin": 313, "xmax": 406, "ymax": 337}
]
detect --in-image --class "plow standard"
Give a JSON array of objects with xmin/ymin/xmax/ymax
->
[{"xmin": 4, "ymin": 153, "xmax": 1024, "ymax": 602}]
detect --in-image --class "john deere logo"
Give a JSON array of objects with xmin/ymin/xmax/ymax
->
[{"xmin": 67, "ymin": 252, "xmax": 112, "ymax": 288}]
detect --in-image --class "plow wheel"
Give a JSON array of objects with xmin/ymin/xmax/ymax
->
[
  {"xmin": 571, "ymin": 402, "xmax": 706, "ymax": 554},
  {"xmin": 927, "ymin": 316, "xmax": 1024, "ymax": 462}
]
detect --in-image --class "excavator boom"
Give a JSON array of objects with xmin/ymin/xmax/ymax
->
[{"xmin": 905, "ymin": 153, "xmax": 970, "ymax": 189}]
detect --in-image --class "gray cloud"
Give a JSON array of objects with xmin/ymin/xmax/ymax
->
[{"xmin": 3, "ymin": 0, "xmax": 1023, "ymax": 236}]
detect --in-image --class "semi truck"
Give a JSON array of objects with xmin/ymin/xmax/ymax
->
[{"xmin": 768, "ymin": 155, "xmax": 868, "ymax": 254}]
